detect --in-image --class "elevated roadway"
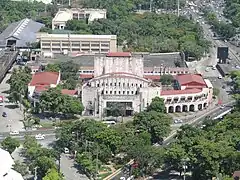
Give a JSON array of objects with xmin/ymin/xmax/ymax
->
[{"xmin": 0, "ymin": 49, "xmax": 18, "ymax": 82}]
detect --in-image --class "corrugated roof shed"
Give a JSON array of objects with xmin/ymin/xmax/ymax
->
[{"xmin": 0, "ymin": 18, "xmax": 44, "ymax": 48}]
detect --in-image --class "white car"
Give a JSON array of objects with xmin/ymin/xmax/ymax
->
[
  {"xmin": 35, "ymin": 134, "xmax": 45, "ymax": 140},
  {"xmin": 64, "ymin": 147, "xmax": 69, "ymax": 154},
  {"xmin": 218, "ymin": 75, "xmax": 223, "ymax": 79},
  {"xmin": 9, "ymin": 131, "xmax": 19, "ymax": 135},
  {"xmin": 174, "ymin": 119, "xmax": 183, "ymax": 124}
]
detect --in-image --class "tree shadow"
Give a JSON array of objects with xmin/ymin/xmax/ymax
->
[
  {"xmin": 33, "ymin": 112, "xmax": 79, "ymax": 121},
  {"xmin": 2, "ymin": 90, "xmax": 10, "ymax": 94},
  {"xmin": 73, "ymin": 162, "xmax": 91, "ymax": 179},
  {"xmin": 4, "ymin": 104, "xmax": 19, "ymax": 109}
]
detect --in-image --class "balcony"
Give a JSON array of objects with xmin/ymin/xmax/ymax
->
[{"xmin": 102, "ymin": 95, "xmax": 136, "ymax": 101}]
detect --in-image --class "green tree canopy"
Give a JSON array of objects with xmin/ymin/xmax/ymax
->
[
  {"xmin": 159, "ymin": 74, "xmax": 174, "ymax": 85},
  {"xmin": 43, "ymin": 168, "xmax": 63, "ymax": 180},
  {"xmin": 133, "ymin": 111, "xmax": 171, "ymax": 143},
  {"xmin": 1, "ymin": 136, "xmax": 20, "ymax": 154}
]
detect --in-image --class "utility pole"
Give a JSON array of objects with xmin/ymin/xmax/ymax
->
[
  {"xmin": 34, "ymin": 167, "xmax": 37, "ymax": 180},
  {"xmin": 69, "ymin": 0, "xmax": 71, "ymax": 7},
  {"xmin": 150, "ymin": 0, "xmax": 153, "ymax": 12},
  {"xmin": 177, "ymin": 0, "xmax": 180, "ymax": 17},
  {"xmin": 95, "ymin": 145, "xmax": 99, "ymax": 179}
]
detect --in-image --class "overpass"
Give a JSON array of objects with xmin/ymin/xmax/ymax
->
[{"xmin": 0, "ymin": 49, "xmax": 18, "ymax": 82}]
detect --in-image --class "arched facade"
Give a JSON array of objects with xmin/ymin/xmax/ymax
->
[{"xmin": 82, "ymin": 72, "xmax": 160, "ymax": 117}]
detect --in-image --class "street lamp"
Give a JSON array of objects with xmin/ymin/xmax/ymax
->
[{"xmin": 182, "ymin": 158, "xmax": 190, "ymax": 180}]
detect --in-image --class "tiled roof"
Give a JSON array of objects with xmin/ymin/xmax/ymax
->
[
  {"xmin": 144, "ymin": 75, "xmax": 161, "ymax": 80},
  {"xmin": 61, "ymin": 89, "xmax": 78, "ymax": 95},
  {"xmin": 79, "ymin": 66, "xmax": 94, "ymax": 70},
  {"xmin": 176, "ymin": 74, "xmax": 206, "ymax": 87},
  {"xmin": 35, "ymin": 85, "xmax": 49, "ymax": 93},
  {"xmin": 160, "ymin": 88, "xmax": 202, "ymax": 96},
  {"xmin": 30, "ymin": 72, "xmax": 59, "ymax": 86},
  {"xmin": 106, "ymin": 52, "xmax": 131, "ymax": 57},
  {"xmin": 80, "ymin": 74, "xmax": 94, "ymax": 79}
]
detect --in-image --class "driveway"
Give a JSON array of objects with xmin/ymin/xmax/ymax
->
[{"xmin": 60, "ymin": 154, "xmax": 89, "ymax": 180}]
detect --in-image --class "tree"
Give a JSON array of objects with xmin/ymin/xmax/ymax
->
[
  {"xmin": 45, "ymin": 64, "xmax": 60, "ymax": 72},
  {"xmin": 160, "ymin": 74, "xmax": 174, "ymax": 85},
  {"xmin": 40, "ymin": 88, "xmax": 84, "ymax": 115},
  {"xmin": 128, "ymin": 145, "xmax": 164, "ymax": 176},
  {"xmin": 147, "ymin": 97, "xmax": 165, "ymax": 113},
  {"xmin": 35, "ymin": 156, "xmax": 57, "ymax": 178},
  {"xmin": 164, "ymin": 143, "xmax": 187, "ymax": 174},
  {"xmin": 133, "ymin": 111, "xmax": 171, "ymax": 143},
  {"xmin": 8, "ymin": 67, "xmax": 31, "ymax": 109},
  {"xmin": 1, "ymin": 136, "xmax": 20, "ymax": 154},
  {"xmin": 43, "ymin": 168, "xmax": 63, "ymax": 180},
  {"xmin": 104, "ymin": 102, "xmax": 125, "ymax": 117},
  {"xmin": 76, "ymin": 152, "xmax": 96, "ymax": 176},
  {"xmin": 213, "ymin": 87, "xmax": 220, "ymax": 97},
  {"xmin": 13, "ymin": 161, "xmax": 28, "ymax": 176}
]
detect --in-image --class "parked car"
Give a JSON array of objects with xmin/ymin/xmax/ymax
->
[
  {"xmin": 10, "ymin": 131, "xmax": 20, "ymax": 135},
  {"xmin": 2, "ymin": 112, "xmax": 7, "ymax": 117},
  {"xmin": 35, "ymin": 134, "xmax": 45, "ymax": 140},
  {"xmin": 174, "ymin": 119, "xmax": 183, "ymax": 124},
  {"xmin": 64, "ymin": 147, "xmax": 69, "ymax": 154},
  {"xmin": 102, "ymin": 121, "xmax": 116, "ymax": 125},
  {"xmin": 218, "ymin": 75, "xmax": 223, "ymax": 79}
]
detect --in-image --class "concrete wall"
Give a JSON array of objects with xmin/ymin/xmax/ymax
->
[{"xmin": 94, "ymin": 56, "xmax": 144, "ymax": 77}]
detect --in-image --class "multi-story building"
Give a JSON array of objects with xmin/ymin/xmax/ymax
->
[
  {"xmin": 82, "ymin": 52, "xmax": 160, "ymax": 116},
  {"xmin": 161, "ymin": 74, "xmax": 213, "ymax": 113},
  {"xmin": 39, "ymin": 33, "xmax": 117, "ymax": 54},
  {"xmin": 77, "ymin": 52, "xmax": 190, "ymax": 81},
  {"xmin": 52, "ymin": 8, "xmax": 107, "ymax": 30},
  {"xmin": 81, "ymin": 52, "xmax": 213, "ymax": 117}
]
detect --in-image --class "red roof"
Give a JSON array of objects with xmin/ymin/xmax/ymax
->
[
  {"xmin": 144, "ymin": 75, "xmax": 161, "ymax": 80},
  {"xmin": 160, "ymin": 88, "xmax": 202, "ymax": 96},
  {"xmin": 80, "ymin": 74, "xmax": 94, "ymax": 79},
  {"xmin": 61, "ymin": 89, "xmax": 78, "ymax": 96},
  {"xmin": 176, "ymin": 74, "xmax": 206, "ymax": 87},
  {"xmin": 106, "ymin": 52, "xmax": 131, "ymax": 57},
  {"xmin": 35, "ymin": 85, "xmax": 49, "ymax": 93},
  {"xmin": 30, "ymin": 72, "xmax": 59, "ymax": 86}
]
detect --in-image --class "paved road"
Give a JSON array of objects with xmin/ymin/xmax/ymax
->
[
  {"xmin": 61, "ymin": 155, "xmax": 89, "ymax": 180},
  {"xmin": 0, "ymin": 72, "xmax": 25, "ymax": 132}
]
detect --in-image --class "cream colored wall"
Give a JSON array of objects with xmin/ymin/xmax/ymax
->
[
  {"xmin": 28, "ymin": 86, "xmax": 35, "ymax": 97},
  {"xmin": 94, "ymin": 56, "xmax": 144, "ymax": 77}
]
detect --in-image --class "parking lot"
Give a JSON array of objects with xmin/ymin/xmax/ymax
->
[{"xmin": 0, "ymin": 72, "xmax": 24, "ymax": 132}]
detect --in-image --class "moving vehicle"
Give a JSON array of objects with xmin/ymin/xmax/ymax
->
[
  {"xmin": 212, "ymin": 66, "xmax": 216, "ymax": 70},
  {"xmin": 2, "ymin": 112, "xmax": 7, "ymax": 117},
  {"xmin": 174, "ymin": 119, "xmax": 183, "ymax": 124},
  {"xmin": 35, "ymin": 134, "xmax": 45, "ymax": 140},
  {"xmin": 218, "ymin": 75, "xmax": 223, "ymax": 79},
  {"xmin": 10, "ymin": 131, "xmax": 20, "ymax": 135}
]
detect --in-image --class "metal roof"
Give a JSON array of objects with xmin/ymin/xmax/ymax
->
[
  {"xmin": 53, "ymin": 52, "xmax": 184, "ymax": 68},
  {"xmin": 0, "ymin": 18, "xmax": 44, "ymax": 48}
]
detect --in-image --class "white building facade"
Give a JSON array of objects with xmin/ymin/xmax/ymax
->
[
  {"xmin": 82, "ymin": 52, "xmax": 213, "ymax": 117},
  {"xmin": 52, "ymin": 8, "xmax": 107, "ymax": 30}
]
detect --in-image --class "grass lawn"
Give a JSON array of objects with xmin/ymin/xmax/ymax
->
[{"xmin": 39, "ymin": 122, "xmax": 54, "ymax": 129}]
